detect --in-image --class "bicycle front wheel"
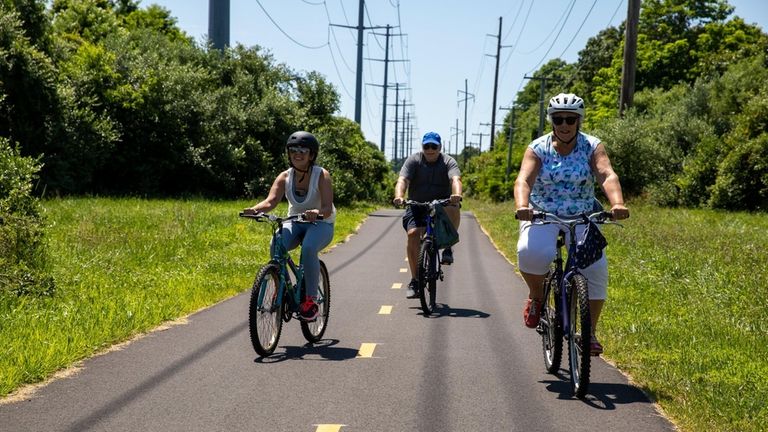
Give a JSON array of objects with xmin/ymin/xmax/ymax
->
[
  {"xmin": 301, "ymin": 260, "xmax": 331, "ymax": 343},
  {"xmin": 418, "ymin": 239, "xmax": 438, "ymax": 316},
  {"xmin": 541, "ymin": 269, "xmax": 563, "ymax": 374},
  {"xmin": 567, "ymin": 274, "xmax": 592, "ymax": 398},
  {"xmin": 249, "ymin": 263, "xmax": 283, "ymax": 357}
]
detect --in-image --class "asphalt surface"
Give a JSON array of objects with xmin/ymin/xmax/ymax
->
[{"xmin": 0, "ymin": 209, "xmax": 676, "ymax": 432}]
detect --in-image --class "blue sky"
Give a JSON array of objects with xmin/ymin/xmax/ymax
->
[{"xmin": 144, "ymin": 0, "xmax": 767, "ymax": 159}]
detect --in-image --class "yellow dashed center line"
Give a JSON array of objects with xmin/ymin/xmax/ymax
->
[
  {"xmin": 378, "ymin": 305, "xmax": 392, "ymax": 314},
  {"xmin": 357, "ymin": 343, "xmax": 377, "ymax": 358},
  {"xmin": 399, "ymin": 268, "xmax": 408, "ymax": 273},
  {"xmin": 391, "ymin": 283, "xmax": 402, "ymax": 289},
  {"xmin": 315, "ymin": 425, "xmax": 345, "ymax": 432}
]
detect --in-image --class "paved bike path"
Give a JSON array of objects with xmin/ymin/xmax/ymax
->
[{"xmin": 0, "ymin": 210, "xmax": 676, "ymax": 432}]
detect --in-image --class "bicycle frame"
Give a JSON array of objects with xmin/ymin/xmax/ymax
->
[
  {"xmin": 244, "ymin": 213, "xmax": 308, "ymax": 317},
  {"xmin": 404, "ymin": 198, "xmax": 452, "ymax": 315},
  {"xmin": 532, "ymin": 210, "xmax": 615, "ymax": 397}
]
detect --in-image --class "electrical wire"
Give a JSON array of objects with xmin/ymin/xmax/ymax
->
[
  {"xmin": 555, "ymin": 0, "xmax": 599, "ymax": 60},
  {"xmin": 254, "ymin": 0, "xmax": 327, "ymax": 49}
]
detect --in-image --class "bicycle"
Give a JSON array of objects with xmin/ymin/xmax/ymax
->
[
  {"xmin": 402, "ymin": 198, "xmax": 453, "ymax": 316},
  {"xmin": 239, "ymin": 211, "xmax": 330, "ymax": 357},
  {"xmin": 526, "ymin": 210, "xmax": 618, "ymax": 398}
]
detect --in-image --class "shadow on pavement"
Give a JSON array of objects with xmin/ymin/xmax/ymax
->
[
  {"xmin": 408, "ymin": 304, "xmax": 491, "ymax": 318},
  {"xmin": 253, "ymin": 339, "xmax": 359, "ymax": 363},
  {"xmin": 541, "ymin": 374, "xmax": 653, "ymax": 409}
]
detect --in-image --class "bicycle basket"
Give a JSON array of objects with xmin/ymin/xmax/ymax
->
[
  {"xmin": 574, "ymin": 219, "xmax": 608, "ymax": 269},
  {"xmin": 433, "ymin": 204, "xmax": 459, "ymax": 249}
]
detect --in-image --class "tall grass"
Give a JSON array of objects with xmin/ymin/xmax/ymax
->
[
  {"xmin": 467, "ymin": 199, "xmax": 768, "ymax": 432},
  {"xmin": 0, "ymin": 198, "xmax": 374, "ymax": 397}
]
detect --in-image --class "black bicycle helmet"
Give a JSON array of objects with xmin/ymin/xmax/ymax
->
[{"xmin": 286, "ymin": 131, "xmax": 319, "ymax": 156}]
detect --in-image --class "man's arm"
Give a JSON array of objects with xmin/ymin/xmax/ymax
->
[{"xmin": 393, "ymin": 176, "xmax": 409, "ymax": 206}]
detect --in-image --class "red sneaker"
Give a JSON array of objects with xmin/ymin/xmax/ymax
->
[
  {"xmin": 523, "ymin": 298, "xmax": 542, "ymax": 328},
  {"xmin": 299, "ymin": 296, "xmax": 319, "ymax": 321}
]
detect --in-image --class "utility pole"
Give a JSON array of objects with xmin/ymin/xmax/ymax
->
[
  {"xmin": 620, "ymin": 0, "xmax": 641, "ymax": 116},
  {"xmin": 524, "ymin": 75, "xmax": 552, "ymax": 138},
  {"xmin": 208, "ymin": 0, "xmax": 229, "ymax": 50},
  {"xmin": 386, "ymin": 84, "xmax": 410, "ymax": 161},
  {"xmin": 499, "ymin": 105, "xmax": 517, "ymax": 181},
  {"xmin": 473, "ymin": 132, "xmax": 489, "ymax": 153},
  {"xmin": 487, "ymin": 17, "xmax": 512, "ymax": 151},
  {"xmin": 331, "ymin": 1, "xmax": 386, "ymax": 126},
  {"xmin": 367, "ymin": 25, "xmax": 405, "ymax": 153},
  {"xmin": 450, "ymin": 119, "xmax": 461, "ymax": 156},
  {"xmin": 458, "ymin": 79, "xmax": 475, "ymax": 154},
  {"xmin": 454, "ymin": 118, "xmax": 460, "ymax": 156}
]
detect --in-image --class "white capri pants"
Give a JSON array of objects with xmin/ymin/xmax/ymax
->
[{"xmin": 517, "ymin": 221, "xmax": 608, "ymax": 300}]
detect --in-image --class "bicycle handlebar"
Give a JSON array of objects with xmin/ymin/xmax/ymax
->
[
  {"xmin": 238, "ymin": 211, "xmax": 323, "ymax": 223},
  {"xmin": 530, "ymin": 211, "xmax": 616, "ymax": 226},
  {"xmin": 398, "ymin": 198, "xmax": 454, "ymax": 209}
]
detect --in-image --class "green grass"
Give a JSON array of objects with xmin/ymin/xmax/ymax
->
[
  {"xmin": 466, "ymin": 198, "xmax": 768, "ymax": 432},
  {"xmin": 0, "ymin": 198, "xmax": 374, "ymax": 397}
]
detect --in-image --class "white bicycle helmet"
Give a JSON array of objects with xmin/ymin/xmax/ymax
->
[{"xmin": 547, "ymin": 93, "xmax": 585, "ymax": 120}]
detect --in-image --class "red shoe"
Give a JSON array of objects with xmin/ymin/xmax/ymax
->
[
  {"xmin": 299, "ymin": 296, "xmax": 319, "ymax": 321},
  {"xmin": 523, "ymin": 298, "xmax": 542, "ymax": 328}
]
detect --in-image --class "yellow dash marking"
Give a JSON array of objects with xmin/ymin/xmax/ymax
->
[
  {"xmin": 357, "ymin": 343, "xmax": 377, "ymax": 358},
  {"xmin": 379, "ymin": 305, "xmax": 393, "ymax": 314},
  {"xmin": 399, "ymin": 268, "xmax": 408, "ymax": 273},
  {"xmin": 391, "ymin": 283, "xmax": 402, "ymax": 289},
  {"xmin": 315, "ymin": 425, "xmax": 345, "ymax": 432}
]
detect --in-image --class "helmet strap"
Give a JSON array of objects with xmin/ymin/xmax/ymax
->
[{"xmin": 293, "ymin": 166, "xmax": 309, "ymax": 182}]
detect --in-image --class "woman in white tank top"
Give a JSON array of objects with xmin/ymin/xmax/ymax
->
[{"xmin": 243, "ymin": 131, "xmax": 335, "ymax": 320}]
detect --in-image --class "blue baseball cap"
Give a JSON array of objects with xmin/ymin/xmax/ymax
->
[{"xmin": 422, "ymin": 131, "xmax": 442, "ymax": 146}]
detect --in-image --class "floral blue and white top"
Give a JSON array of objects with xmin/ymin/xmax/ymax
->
[{"xmin": 529, "ymin": 132, "xmax": 600, "ymax": 216}]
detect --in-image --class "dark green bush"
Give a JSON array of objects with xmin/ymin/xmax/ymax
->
[{"xmin": 0, "ymin": 137, "xmax": 55, "ymax": 296}]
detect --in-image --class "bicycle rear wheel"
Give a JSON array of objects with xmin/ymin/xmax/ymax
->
[
  {"xmin": 418, "ymin": 239, "xmax": 437, "ymax": 316},
  {"xmin": 301, "ymin": 260, "xmax": 331, "ymax": 342},
  {"xmin": 567, "ymin": 274, "xmax": 592, "ymax": 398},
  {"xmin": 541, "ymin": 268, "xmax": 563, "ymax": 374},
  {"xmin": 249, "ymin": 263, "xmax": 283, "ymax": 357}
]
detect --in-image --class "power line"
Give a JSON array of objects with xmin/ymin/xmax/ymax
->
[
  {"xmin": 526, "ymin": 0, "xmax": 577, "ymax": 73},
  {"xmin": 254, "ymin": 0, "xmax": 327, "ymax": 49},
  {"xmin": 554, "ymin": 0, "xmax": 599, "ymax": 60}
]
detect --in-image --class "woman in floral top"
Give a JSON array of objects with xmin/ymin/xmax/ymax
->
[{"xmin": 514, "ymin": 93, "xmax": 629, "ymax": 355}]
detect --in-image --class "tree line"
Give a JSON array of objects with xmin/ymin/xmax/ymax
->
[
  {"xmin": 1, "ymin": 0, "xmax": 394, "ymax": 295},
  {"xmin": 462, "ymin": 0, "xmax": 768, "ymax": 211}
]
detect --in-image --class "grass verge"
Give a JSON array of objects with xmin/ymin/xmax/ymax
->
[{"xmin": 0, "ymin": 198, "xmax": 374, "ymax": 398}]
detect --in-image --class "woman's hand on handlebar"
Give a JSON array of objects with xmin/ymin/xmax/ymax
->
[
  {"xmin": 303, "ymin": 209, "xmax": 321, "ymax": 222},
  {"xmin": 242, "ymin": 207, "xmax": 262, "ymax": 216},
  {"xmin": 610, "ymin": 204, "xmax": 630, "ymax": 220},
  {"xmin": 515, "ymin": 206, "xmax": 534, "ymax": 221}
]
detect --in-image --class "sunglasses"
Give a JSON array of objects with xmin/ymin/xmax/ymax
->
[
  {"xmin": 551, "ymin": 116, "xmax": 579, "ymax": 126},
  {"xmin": 288, "ymin": 146, "xmax": 311, "ymax": 154},
  {"xmin": 422, "ymin": 143, "xmax": 440, "ymax": 150}
]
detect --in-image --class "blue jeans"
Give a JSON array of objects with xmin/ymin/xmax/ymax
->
[{"xmin": 274, "ymin": 221, "xmax": 334, "ymax": 297}]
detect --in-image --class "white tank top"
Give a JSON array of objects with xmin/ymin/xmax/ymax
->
[{"xmin": 286, "ymin": 165, "xmax": 336, "ymax": 224}]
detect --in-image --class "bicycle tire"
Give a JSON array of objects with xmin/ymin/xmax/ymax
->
[
  {"xmin": 249, "ymin": 263, "xmax": 284, "ymax": 357},
  {"xmin": 567, "ymin": 274, "xmax": 592, "ymax": 398},
  {"xmin": 418, "ymin": 239, "xmax": 437, "ymax": 316},
  {"xmin": 541, "ymin": 268, "xmax": 563, "ymax": 374},
  {"xmin": 301, "ymin": 260, "xmax": 331, "ymax": 342}
]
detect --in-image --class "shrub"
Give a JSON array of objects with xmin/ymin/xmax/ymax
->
[{"xmin": 0, "ymin": 137, "xmax": 55, "ymax": 296}]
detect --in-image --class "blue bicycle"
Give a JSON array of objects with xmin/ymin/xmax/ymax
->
[
  {"xmin": 404, "ymin": 198, "xmax": 453, "ymax": 316},
  {"xmin": 529, "ymin": 210, "xmax": 618, "ymax": 398},
  {"xmin": 239, "ymin": 212, "xmax": 330, "ymax": 357}
]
